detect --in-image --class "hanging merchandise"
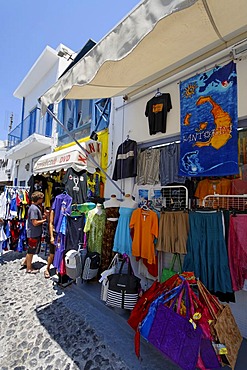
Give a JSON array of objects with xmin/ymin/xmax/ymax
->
[
  {"xmin": 52, "ymin": 192, "xmax": 72, "ymax": 272},
  {"xmin": 106, "ymin": 258, "xmax": 141, "ymax": 310},
  {"xmin": 183, "ymin": 210, "xmax": 233, "ymax": 296},
  {"xmin": 148, "ymin": 280, "xmax": 203, "ymax": 370},
  {"xmin": 228, "ymin": 214, "xmax": 247, "ymax": 291},
  {"xmin": 99, "ymin": 253, "xmax": 119, "ymax": 302},
  {"xmin": 145, "ymin": 91, "xmax": 172, "ymax": 135},
  {"xmin": 160, "ymin": 253, "xmax": 183, "ymax": 283},
  {"xmin": 28, "ymin": 174, "xmax": 48, "ymax": 197},
  {"xmin": 197, "ymin": 279, "xmax": 242, "ymax": 369},
  {"xmin": 160, "ymin": 142, "xmax": 185, "ymax": 186},
  {"xmin": 137, "ymin": 148, "xmax": 160, "ymax": 185},
  {"xmin": 112, "ymin": 138, "xmax": 137, "ymax": 181},
  {"xmin": 84, "ymin": 205, "xmax": 106, "ymax": 254},
  {"xmin": 156, "ymin": 210, "xmax": 189, "ymax": 254},
  {"xmin": 62, "ymin": 168, "xmax": 87, "ymax": 204},
  {"xmin": 179, "ymin": 61, "xmax": 239, "ymax": 177},
  {"xmin": 130, "ymin": 207, "xmax": 158, "ymax": 265},
  {"xmin": 113, "ymin": 195, "xmax": 137, "ymax": 255},
  {"xmin": 101, "ymin": 197, "xmax": 120, "ymax": 271}
]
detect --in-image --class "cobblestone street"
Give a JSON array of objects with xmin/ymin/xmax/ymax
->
[
  {"xmin": 0, "ymin": 252, "xmax": 130, "ymax": 370},
  {"xmin": 0, "ymin": 251, "xmax": 176, "ymax": 370}
]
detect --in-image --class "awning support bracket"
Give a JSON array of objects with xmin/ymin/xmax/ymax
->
[{"xmin": 46, "ymin": 107, "xmax": 124, "ymax": 196}]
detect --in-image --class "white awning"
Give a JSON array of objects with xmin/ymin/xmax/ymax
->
[
  {"xmin": 40, "ymin": 0, "xmax": 247, "ymax": 114},
  {"xmin": 33, "ymin": 140, "xmax": 101, "ymax": 174}
]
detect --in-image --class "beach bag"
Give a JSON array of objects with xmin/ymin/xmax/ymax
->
[
  {"xmin": 99, "ymin": 253, "xmax": 119, "ymax": 301},
  {"xmin": 148, "ymin": 280, "xmax": 203, "ymax": 370},
  {"xmin": 82, "ymin": 251, "xmax": 100, "ymax": 280},
  {"xmin": 197, "ymin": 280, "xmax": 242, "ymax": 369},
  {"xmin": 161, "ymin": 253, "xmax": 182, "ymax": 283},
  {"xmin": 106, "ymin": 258, "xmax": 141, "ymax": 310}
]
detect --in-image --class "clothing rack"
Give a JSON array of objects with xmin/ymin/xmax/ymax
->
[
  {"xmin": 161, "ymin": 185, "xmax": 189, "ymax": 210},
  {"xmin": 4, "ymin": 186, "xmax": 30, "ymax": 191},
  {"xmin": 202, "ymin": 194, "xmax": 247, "ymax": 211}
]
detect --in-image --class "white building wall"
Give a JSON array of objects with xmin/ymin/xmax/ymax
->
[{"xmin": 106, "ymin": 57, "xmax": 247, "ymax": 199}]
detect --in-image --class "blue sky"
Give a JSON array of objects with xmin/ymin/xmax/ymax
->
[{"xmin": 0, "ymin": 0, "xmax": 140, "ymax": 140}]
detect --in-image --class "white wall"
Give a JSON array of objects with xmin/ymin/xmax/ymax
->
[{"xmin": 105, "ymin": 56, "xmax": 247, "ymax": 199}]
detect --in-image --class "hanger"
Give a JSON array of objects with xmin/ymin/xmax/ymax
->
[
  {"xmin": 141, "ymin": 201, "xmax": 149, "ymax": 211},
  {"xmin": 155, "ymin": 88, "xmax": 162, "ymax": 97}
]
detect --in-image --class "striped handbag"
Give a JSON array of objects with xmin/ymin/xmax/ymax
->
[{"xmin": 106, "ymin": 258, "xmax": 141, "ymax": 310}]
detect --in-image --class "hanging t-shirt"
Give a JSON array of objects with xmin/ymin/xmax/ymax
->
[
  {"xmin": 62, "ymin": 168, "xmax": 87, "ymax": 204},
  {"xmin": 112, "ymin": 139, "xmax": 137, "ymax": 180},
  {"xmin": 27, "ymin": 175, "xmax": 48, "ymax": 198},
  {"xmin": 145, "ymin": 93, "xmax": 172, "ymax": 135},
  {"xmin": 130, "ymin": 207, "xmax": 158, "ymax": 265}
]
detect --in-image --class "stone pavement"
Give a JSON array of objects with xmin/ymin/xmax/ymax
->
[
  {"xmin": 0, "ymin": 251, "xmax": 178, "ymax": 370},
  {"xmin": 0, "ymin": 251, "xmax": 246, "ymax": 370}
]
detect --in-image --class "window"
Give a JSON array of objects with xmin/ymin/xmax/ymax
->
[
  {"xmin": 29, "ymin": 108, "xmax": 37, "ymax": 135},
  {"xmin": 45, "ymin": 104, "xmax": 53, "ymax": 136}
]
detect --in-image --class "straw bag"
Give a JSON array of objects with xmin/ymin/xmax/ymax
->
[{"xmin": 197, "ymin": 279, "xmax": 242, "ymax": 369}]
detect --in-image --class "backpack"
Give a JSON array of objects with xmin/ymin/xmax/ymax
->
[
  {"xmin": 65, "ymin": 249, "xmax": 83, "ymax": 280},
  {"xmin": 82, "ymin": 252, "xmax": 100, "ymax": 280}
]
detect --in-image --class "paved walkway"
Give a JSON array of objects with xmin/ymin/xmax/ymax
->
[
  {"xmin": 1, "ymin": 251, "xmax": 246, "ymax": 370},
  {"xmin": 0, "ymin": 251, "xmax": 130, "ymax": 370},
  {"xmin": 0, "ymin": 251, "xmax": 178, "ymax": 370}
]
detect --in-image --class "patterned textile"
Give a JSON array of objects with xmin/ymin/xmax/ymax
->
[
  {"xmin": 101, "ymin": 207, "xmax": 119, "ymax": 271},
  {"xmin": 179, "ymin": 61, "xmax": 238, "ymax": 177},
  {"xmin": 84, "ymin": 208, "xmax": 106, "ymax": 254}
]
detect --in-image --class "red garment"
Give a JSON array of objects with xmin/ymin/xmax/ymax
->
[{"xmin": 228, "ymin": 214, "xmax": 247, "ymax": 291}]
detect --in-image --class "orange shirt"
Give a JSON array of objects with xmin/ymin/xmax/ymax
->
[{"xmin": 129, "ymin": 208, "xmax": 158, "ymax": 265}]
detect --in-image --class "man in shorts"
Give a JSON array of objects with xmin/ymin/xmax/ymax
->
[{"xmin": 25, "ymin": 191, "xmax": 47, "ymax": 274}]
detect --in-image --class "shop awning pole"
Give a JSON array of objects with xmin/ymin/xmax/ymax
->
[{"xmin": 46, "ymin": 107, "xmax": 124, "ymax": 196}]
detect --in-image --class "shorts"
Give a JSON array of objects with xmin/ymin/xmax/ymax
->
[
  {"xmin": 49, "ymin": 243, "xmax": 56, "ymax": 255},
  {"xmin": 27, "ymin": 237, "xmax": 41, "ymax": 255}
]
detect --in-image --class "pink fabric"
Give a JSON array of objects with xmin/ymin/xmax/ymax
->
[{"xmin": 228, "ymin": 214, "xmax": 247, "ymax": 291}]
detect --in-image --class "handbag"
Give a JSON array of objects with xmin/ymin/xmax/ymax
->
[
  {"xmin": 148, "ymin": 280, "xmax": 203, "ymax": 370},
  {"xmin": 106, "ymin": 258, "xmax": 141, "ymax": 310},
  {"xmin": 140, "ymin": 283, "xmax": 184, "ymax": 340},
  {"xmin": 197, "ymin": 279, "xmax": 242, "ymax": 369},
  {"xmin": 99, "ymin": 253, "xmax": 119, "ymax": 302},
  {"xmin": 161, "ymin": 253, "xmax": 182, "ymax": 283}
]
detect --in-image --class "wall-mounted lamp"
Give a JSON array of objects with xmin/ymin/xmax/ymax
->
[{"xmin": 57, "ymin": 48, "xmax": 74, "ymax": 61}]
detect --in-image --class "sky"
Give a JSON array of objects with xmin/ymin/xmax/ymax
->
[{"xmin": 0, "ymin": 0, "xmax": 141, "ymax": 141}]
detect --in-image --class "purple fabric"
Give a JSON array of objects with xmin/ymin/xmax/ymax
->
[
  {"xmin": 52, "ymin": 193, "xmax": 72, "ymax": 234},
  {"xmin": 148, "ymin": 304, "xmax": 202, "ymax": 370},
  {"xmin": 200, "ymin": 338, "xmax": 222, "ymax": 370},
  {"xmin": 53, "ymin": 233, "xmax": 66, "ymax": 272}
]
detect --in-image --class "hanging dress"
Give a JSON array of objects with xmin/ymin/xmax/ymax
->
[
  {"xmin": 113, "ymin": 207, "xmax": 135, "ymax": 255},
  {"xmin": 84, "ymin": 208, "xmax": 106, "ymax": 254},
  {"xmin": 101, "ymin": 207, "xmax": 120, "ymax": 271}
]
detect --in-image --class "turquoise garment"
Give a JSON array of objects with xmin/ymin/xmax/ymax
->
[
  {"xmin": 113, "ymin": 207, "xmax": 135, "ymax": 255},
  {"xmin": 183, "ymin": 211, "xmax": 233, "ymax": 294}
]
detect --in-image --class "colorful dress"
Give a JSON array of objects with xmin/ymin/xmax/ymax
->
[
  {"xmin": 101, "ymin": 207, "xmax": 120, "ymax": 271},
  {"xmin": 84, "ymin": 208, "xmax": 106, "ymax": 254},
  {"xmin": 113, "ymin": 207, "xmax": 135, "ymax": 255}
]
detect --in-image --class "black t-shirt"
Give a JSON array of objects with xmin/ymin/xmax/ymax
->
[
  {"xmin": 62, "ymin": 168, "xmax": 87, "ymax": 204},
  {"xmin": 145, "ymin": 93, "xmax": 172, "ymax": 135}
]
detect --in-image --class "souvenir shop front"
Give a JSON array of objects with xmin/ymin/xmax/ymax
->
[{"xmin": 88, "ymin": 56, "xmax": 247, "ymax": 368}]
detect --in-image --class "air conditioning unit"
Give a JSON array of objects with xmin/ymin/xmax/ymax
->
[{"xmin": 232, "ymin": 41, "xmax": 247, "ymax": 59}]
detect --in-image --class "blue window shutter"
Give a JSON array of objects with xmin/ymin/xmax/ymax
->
[{"xmin": 45, "ymin": 104, "xmax": 53, "ymax": 136}]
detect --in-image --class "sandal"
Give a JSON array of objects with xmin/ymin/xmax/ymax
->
[
  {"xmin": 44, "ymin": 270, "xmax": 50, "ymax": 279},
  {"xmin": 26, "ymin": 269, "xmax": 40, "ymax": 274}
]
